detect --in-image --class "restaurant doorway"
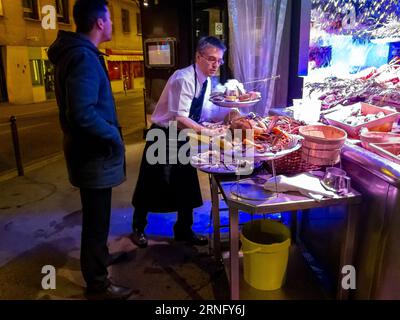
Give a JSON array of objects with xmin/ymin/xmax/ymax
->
[
  {"xmin": 0, "ymin": 47, "xmax": 8, "ymax": 103},
  {"xmin": 133, "ymin": 61, "xmax": 144, "ymax": 79},
  {"xmin": 193, "ymin": 0, "xmax": 230, "ymax": 84},
  {"xmin": 43, "ymin": 60, "xmax": 56, "ymax": 100}
]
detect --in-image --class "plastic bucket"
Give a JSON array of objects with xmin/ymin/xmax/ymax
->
[{"xmin": 240, "ymin": 220, "xmax": 291, "ymax": 291}]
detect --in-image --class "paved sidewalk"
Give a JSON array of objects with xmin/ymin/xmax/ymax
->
[
  {"xmin": 0, "ymin": 139, "xmax": 228, "ymax": 300},
  {"xmin": 0, "ymin": 89, "xmax": 146, "ymax": 180},
  {"xmin": 0, "ymin": 89, "xmax": 143, "ymax": 123},
  {"xmin": 0, "ymin": 88, "xmax": 231, "ymax": 300}
]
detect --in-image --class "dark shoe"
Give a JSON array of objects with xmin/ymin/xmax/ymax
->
[
  {"xmin": 130, "ymin": 229, "xmax": 148, "ymax": 248},
  {"xmin": 106, "ymin": 251, "xmax": 129, "ymax": 267},
  {"xmin": 85, "ymin": 283, "xmax": 134, "ymax": 300},
  {"xmin": 174, "ymin": 232, "xmax": 208, "ymax": 246}
]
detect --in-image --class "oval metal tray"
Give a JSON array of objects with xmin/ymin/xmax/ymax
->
[{"xmin": 209, "ymin": 98, "xmax": 261, "ymax": 108}]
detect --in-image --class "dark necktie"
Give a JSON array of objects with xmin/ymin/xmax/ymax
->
[{"xmin": 189, "ymin": 79, "xmax": 208, "ymax": 123}]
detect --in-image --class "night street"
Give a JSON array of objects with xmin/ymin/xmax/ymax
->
[
  {"xmin": 0, "ymin": 90, "xmax": 146, "ymax": 175},
  {"xmin": 2, "ymin": 0, "xmax": 400, "ymax": 304}
]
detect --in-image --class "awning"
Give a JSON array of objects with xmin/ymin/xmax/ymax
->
[{"xmin": 106, "ymin": 54, "xmax": 144, "ymax": 62}]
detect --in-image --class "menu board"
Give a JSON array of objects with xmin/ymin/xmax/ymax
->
[
  {"xmin": 144, "ymin": 38, "xmax": 176, "ymax": 68},
  {"xmin": 148, "ymin": 44, "xmax": 171, "ymax": 66}
]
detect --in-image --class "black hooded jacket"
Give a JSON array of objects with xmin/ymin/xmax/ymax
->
[{"xmin": 48, "ymin": 31, "xmax": 125, "ymax": 188}]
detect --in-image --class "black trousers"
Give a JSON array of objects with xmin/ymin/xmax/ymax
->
[
  {"xmin": 80, "ymin": 187, "xmax": 112, "ymax": 290},
  {"xmin": 132, "ymin": 207, "xmax": 193, "ymax": 236}
]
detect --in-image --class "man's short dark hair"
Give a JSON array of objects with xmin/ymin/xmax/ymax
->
[
  {"xmin": 73, "ymin": 0, "xmax": 109, "ymax": 33},
  {"xmin": 196, "ymin": 36, "xmax": 227, "ymax": 53}
]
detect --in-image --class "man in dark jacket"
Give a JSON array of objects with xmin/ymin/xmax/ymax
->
[{"xmin": 48, "ymin": 0, "xmax": 133, "ymax": 300}]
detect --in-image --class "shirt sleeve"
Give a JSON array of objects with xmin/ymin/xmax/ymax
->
[{"xmin": 168, "ymin": 77, "xmax": 195, "ymax": 118}]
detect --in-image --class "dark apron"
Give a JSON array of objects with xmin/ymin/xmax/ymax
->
[{"xmin": 132, "ymin": 65, "xmax": 205, "ymax": 212}]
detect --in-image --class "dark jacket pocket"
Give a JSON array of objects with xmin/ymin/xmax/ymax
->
[{"xmin": 103, "ymin": 142, "xmax": 124, "ymax": 169}]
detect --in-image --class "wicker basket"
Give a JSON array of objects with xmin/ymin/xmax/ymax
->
[
  {"xmin": 266, "ymin": 126, "xmax": 321, "ymax": 175},
  {"xmin": 268, "ymin": 148, "xmax": 322, "ymax": 175}
]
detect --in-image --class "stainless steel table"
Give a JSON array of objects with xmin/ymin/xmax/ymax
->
[{"xmin": 210, "ymin": 174, "xmax": 362, "ymax": 300}]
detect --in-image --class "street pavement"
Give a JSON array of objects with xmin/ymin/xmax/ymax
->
[
  {"xmin": 0, "ymin": 93, "xmax": 230, "ymax": 299},
  {"xmin": 0, "ymin": 128, "xmax": 229, "ymax": 300},
  {"xmin": 0, "ymin": 90, "xmax": 147, "ymax": 176},
  {"xmin": 0, "ymin": 89, "xmax": 145, "ymax": 122}
]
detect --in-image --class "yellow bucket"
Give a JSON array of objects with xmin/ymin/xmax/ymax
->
[{"xmin": 240, "ymin": 219, "xmax": 291, "ymax": 291}]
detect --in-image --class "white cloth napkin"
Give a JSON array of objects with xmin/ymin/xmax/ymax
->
[{"xmin": 264, "ymin": 173, "xmax": 337, "ymax": 201}]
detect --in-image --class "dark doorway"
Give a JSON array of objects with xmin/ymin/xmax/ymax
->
[
  {"xmin": 0, "ymin": 47, "xmax": 8, "ymax": 103},
  {"xmin": 139, "ymin": 0, "xmax": 229, "ymax": 114},
  {"xmin": 44, "ymin": 60, "xmax": 56, "ymax": 100},
  {"xmin": 193, "ymin": 0, "xmax": 230, "ymax": 84},
  {"xmin": 194, "ymin": 10, "xmax": 209, "ymax": 40}
]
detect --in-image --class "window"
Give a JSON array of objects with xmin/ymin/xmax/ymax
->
[
  {"xmin": 107, "ymin": 61, "xmax": 122, "ymax": 81},
  {"xmin": 0, "ymin": 0, "xmax": 4, "ymax": 16},
  {"xmin": 121, "ymin": 9, "xmax": 130, "ymax": 33},
  {"xmin": 29, "ymin": 60, "xmax": 44, "ymax": 86},
  {"xmin": 133, "ymin": 62, "xmax": 144, "ymax": 78},
  {"xmin": 136, "ymin": 13, "xmax": 142, "ymax": 35},
  {"xmin": 56, "ymin": 0, "xmax": 70, "ymax": 24},
  {"xmin": 109, "ymin": 4, "xmax": 115, "ymax": 33},
  {"xmin": 22, "ymin": 0, "xmax": 39, "ymax": 20}
]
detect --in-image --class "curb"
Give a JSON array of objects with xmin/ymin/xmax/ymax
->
[
  {"xmin": 0, "ymin": 152, "xmax": 64, "ymax": 183},
  {"xmin": 0, "ymin": 91, "xmax": 144, "ymax": 122},
  {"xmin": 0, "ymin": 129, "xmax": 146, "ymax": 183}
]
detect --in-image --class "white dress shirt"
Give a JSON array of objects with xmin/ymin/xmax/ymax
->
[{"xmin": 151, "ymin": 63, "xmax": 230, "ymax": 128}]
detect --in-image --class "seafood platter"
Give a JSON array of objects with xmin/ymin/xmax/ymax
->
[
  {"xmin": 209, "ymin": 79, "xmax": 261, "ymax": 108},
  {"xmin": 190, "ymin": 114, "xmax": 303, "ymax": 174},
  {"xmin": 324, "ymin": 102, "xmax": 400, "ymax": 138}
]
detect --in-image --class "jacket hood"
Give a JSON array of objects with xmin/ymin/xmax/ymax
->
[{"xmin": 47, "ymin": 31, "xmax": 103, "ymax": 65}]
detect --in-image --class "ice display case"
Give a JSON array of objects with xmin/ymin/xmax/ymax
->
[
  {"xmin": 295, "ymin": 0, "xmax": 400, "ymax": 299},
  {"xmin": 304, "ymin": 0, "xmax": 400, "ymax": 110}
]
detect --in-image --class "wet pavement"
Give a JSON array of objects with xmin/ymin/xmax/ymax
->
[{"xmin": 0, "ymin": 140, "xmax": 231, "ymax": 300}]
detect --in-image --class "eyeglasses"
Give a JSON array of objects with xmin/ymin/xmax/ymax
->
[{"xmin": 200, "ymin": 54, "xmax": 224, "ymax": 66}]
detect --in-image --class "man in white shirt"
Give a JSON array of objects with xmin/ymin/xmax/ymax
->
[
  {"xmin": 130, "ymin": 36, "xmax": 227, "ymax": 247},
  {"xmin": 151, "ymin": 58, "xmax": 229, "ymax": 129}
]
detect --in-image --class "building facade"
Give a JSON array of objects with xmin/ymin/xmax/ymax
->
[{"xmin": 0, "ymin": 0, "xmax": 144, "ymax": 104}]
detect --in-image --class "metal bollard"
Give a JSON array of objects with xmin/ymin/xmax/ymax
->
[
  {"xmin": 9, "ymin": 116, "xmax": 24, "ymax": 176},
  {"xmin": 142, "ymin": 87, "xmax": 148, "ymax": 129},
  {"xmin": 142, "ymin": 88, "xmax": 149, "ymax": 139}
]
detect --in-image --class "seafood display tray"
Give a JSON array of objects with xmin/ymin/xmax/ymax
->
[
  {"xmin": 368, "ymin": 143, "xmax": 400, "ymax": 165},
  {"xmin": 324, "ymin": 102, "xmax": 400, "ymax": 138},
  {"xmin": 209, "ymin": 98, "xmax": 261, "ymax": 108}
]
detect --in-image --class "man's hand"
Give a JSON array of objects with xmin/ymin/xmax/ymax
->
[{"xmin": 201, "ymin": 127, "xmax": 227, "ymax": 136}]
